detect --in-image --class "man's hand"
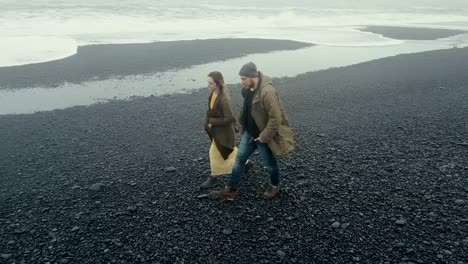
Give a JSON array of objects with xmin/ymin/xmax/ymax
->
[
  {"xmin": 254, "ymin": 137, "xmax": 266, "ymax": 143},
  {"xmin": 208, "ymin": 124, "xmax": 213, "ymax": 129}
]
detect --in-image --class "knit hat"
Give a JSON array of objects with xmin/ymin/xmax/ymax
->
[{"xmin": 239, "ymin": 62, "xmax": 258, "ymax": 77}]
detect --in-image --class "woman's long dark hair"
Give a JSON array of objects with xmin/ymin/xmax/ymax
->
[{"xmin": 208, "ymin": 71, "xmax": 225, "ymax": 91}]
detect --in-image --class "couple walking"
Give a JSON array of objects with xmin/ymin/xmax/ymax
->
[{"xmin": 203, "ymin": 62, "xmax": 294, "ymax": 201}]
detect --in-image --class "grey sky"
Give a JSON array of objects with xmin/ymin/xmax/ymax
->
[{"xmin": 200, "ymin": 0, "xmax": 468, "ymax": 9}]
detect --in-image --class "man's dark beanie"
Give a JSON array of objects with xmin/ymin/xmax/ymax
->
[{"xmin": 239, "ymin": 62, "xmax": 258, "ymax": 77}]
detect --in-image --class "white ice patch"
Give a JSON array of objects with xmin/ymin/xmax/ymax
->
[{"xmin": 0, "ymin": 36, "xmax": 77, "ymax": 67}]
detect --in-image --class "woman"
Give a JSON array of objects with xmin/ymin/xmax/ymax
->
[{"xmin": 201, "ymin": 71, "xmax": 239, "ymax": 188}]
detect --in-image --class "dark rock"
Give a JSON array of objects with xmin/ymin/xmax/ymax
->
[
  {"xmin": 197, "ymin": 194, "xmax": 209, "ymax": 199},
  {"xmin": 13, "ymin": 228, "xmax": 27, "ymax": 234},
  {"xmin": 1, "ymin": 254, "xmax": 12, "ymax": 259},
  {"xmin": 165, "ymin": 167, "xmax": 177, "ymax": 172},
  {"xmin": 90, "ymin": 183, "xmax": 105, "ymax": 191},
  {"xmin": 127, "ymin": 206, "xmax": 137, "ymax": 212},
  {"xmin": 443, "ymin": 250, "xmax": 453, "ymax": 255},
  {"xmin": 395, "ymin": 219, "xmax": 407, "ymax": 226},
  {"xmin": 222, "ymin": 229, "xmax": 232, "ymax": 235},
  {"xmin": 331, "ymin": 221, "xmax": 341, "ymax": 229}
]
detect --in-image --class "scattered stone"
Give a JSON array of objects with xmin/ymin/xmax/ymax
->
[
  {"xmin": 127, "ymin": 206, "xmax": 137, "ymax": 212},
  {"xmin": 455, "ymin": 199, "xmax": 465, "ymax": 205},
  {"xmin": 395, "ymin": 219, "xmax": 407, "ymax": 226},
  {"xmin": 104, "ymin": 249, "xmax": 110, "ymax": 253},
  {"xmin": 437, "ymin": 254, "xmax": 444, "ymax": 259},
  {"xmin": 222, "ymin": 229, "xmax": 232, "ymax": 235},
  {"xmin": 197, "ymin": 194, "xmax": 209, "ymax": 199},
  {"xmin": 1, "ymin": 254, "xmax": 12, "ymax": 259},
  {"xmin": 297, "ymin": 179, "xmax": 309, "ymax": 186},
  {"xmin": 13, "ymin": 228, "xmax": 27, "ymax": 234},
  {"xmin": 48, "ymin": 231, "xmax": 57, "ymax": 242},
  {"xmin": 277, "ymin": 250, "xmax": 286, "ymax": 259},
  {"xmin": 89, "ymin": 183, "xmax": 105, "ymax": 191},
  {"xmin": 165, "ymin": 167, "xmax": 177, "ymax": 172},
  {"xmin": 331, "ymin": 221, "xmax": 341, "ymax": 229},
  {"xmin": 7, "ymin": 241, "xmax": 15, "ymax": 246},
  {"xmin": 443, "ymin": 250, "xmax": 453, "ymax": 255},
  {"xmin": 71, "ymin": 185, "xmax": 81, "ymax": 190},
  {"xmin": 71, "ymin": 226, "xmax": 80, "ymax": 232}
]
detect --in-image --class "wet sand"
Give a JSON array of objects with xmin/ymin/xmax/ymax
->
[
  {"xmin": 361, "ymin": 25, "xmax": 467, "ymax": 40},
  {"xmin": 0, "ymin": 38, "xmax": 312, "ymax": 90}
]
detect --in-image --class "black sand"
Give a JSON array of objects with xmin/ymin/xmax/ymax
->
[
  {"xmin": 0, "ymin": 38, "xmax": 312, "ymax": 90},
  {"xmin": 361, "ymin": 26, "xmax": 468, "ymax": 40},
  {"xmin": 0, "ymin": 46, "xmax": 467, "ymax": 263}
]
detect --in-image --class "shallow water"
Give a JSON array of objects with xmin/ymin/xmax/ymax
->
[{"xmin": 1, "ymin": 38, "xmax": 466, "ymax": 115}]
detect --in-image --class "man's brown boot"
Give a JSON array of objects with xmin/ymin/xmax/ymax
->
[
  {"xmin": 211, "ymin": 188, "xmax": 237, "ymax": 201},
  {"xmin": 263, "ymin": 187, "xmax": 280, "ymax": 200}
]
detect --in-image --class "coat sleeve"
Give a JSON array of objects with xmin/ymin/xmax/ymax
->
[
  {"xmin": 259, "ymin": 87, "xmax": 281, "ymax": 143},
  {"xmin": 209, "ymin": 95, "xmax": 235, "ymax": 127}
]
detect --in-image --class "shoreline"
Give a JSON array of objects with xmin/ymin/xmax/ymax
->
[
  {"xmin": 0, "ymin": 38, "xmax": 312, "ymax": 90},
  {"xmin": 1, "ymin": 38, "xmax": 461, "ymax": 115}
]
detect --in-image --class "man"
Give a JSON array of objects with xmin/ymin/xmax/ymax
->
[{"xmin": 211, "ymin": 62, "xmax": 294, "ymax": 201}]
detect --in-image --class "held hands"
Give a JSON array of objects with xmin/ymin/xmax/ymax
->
[
  {"xmin": 203, "ymin": 118, "xmax": 213, "ymax": 130},
  {"xmin": 254, "ymin": 137, "xmax": 266, "ymax": 143},
  {"xmin": 203, "ymin": 123, "xmax": 213, "ymax": 130}
]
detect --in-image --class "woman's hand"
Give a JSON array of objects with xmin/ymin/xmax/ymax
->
[
  {"xmin": 208, "ymin": 124, "xmax": 213, "ymax": 129},
  {"xmin": 254, "ymin": 137, "xmax": 266, "ymax": 143}
]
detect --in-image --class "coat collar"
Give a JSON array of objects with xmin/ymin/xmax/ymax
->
[{"xmin": 252, "ymin": 72, "xmax": 267, "ymax": 104}]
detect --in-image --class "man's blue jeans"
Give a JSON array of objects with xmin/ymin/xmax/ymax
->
[{"xmin": 228, "ymin": 131, "xmax": 280, "ymax": 189}]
